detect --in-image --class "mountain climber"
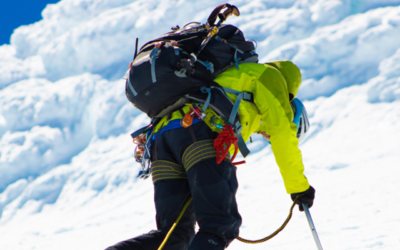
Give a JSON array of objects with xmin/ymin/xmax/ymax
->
[{"xmin": 105, "ymin": 61, "xmax": 315, "ymax": 250}]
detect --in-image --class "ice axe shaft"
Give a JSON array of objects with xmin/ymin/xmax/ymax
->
[{"xmin": 302, "ymin": 204, "xmax": 323, "ymax": 250}]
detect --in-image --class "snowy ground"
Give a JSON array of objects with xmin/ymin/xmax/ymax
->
[{"xmin": 1, "ymin": 0, "xmax": 400, "ymax": 249}]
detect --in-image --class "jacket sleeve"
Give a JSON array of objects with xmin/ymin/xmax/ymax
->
[{"xmin": 254, "ymin": 64, "xmax": 310, "ymax": 194}]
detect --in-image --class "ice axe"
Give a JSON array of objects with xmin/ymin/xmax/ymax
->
[
  {"xmin": 191, "ymin": 3, "xmax": 240, "ymax": 61},
  {"xmin": 302, "ymin": 204, "xmax": 324, "ymax": 250},
  {"xmin": 207, "ymin": 3, "xmax": 240, "ymax": 27}
]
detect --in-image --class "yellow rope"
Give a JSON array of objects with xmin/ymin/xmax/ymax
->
[
  {"xmin": 236, "ymin": 196, "xmax": 299, "ymax": 244},
  {"xmin": 157, "ymin": 196, "xmax": 193, "ymax": 250},
  {"xmin": 157, "ymin": 195, "xmax": 299, "ymax": 249}
]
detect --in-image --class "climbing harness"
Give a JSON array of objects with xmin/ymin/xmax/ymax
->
[{"xmin": 157, "ymin": 195, "xmax": 300, "ymax": 250}]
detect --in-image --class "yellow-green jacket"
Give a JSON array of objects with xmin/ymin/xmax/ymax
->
[
  {"xmin": 153, "ymin": 61, "xmax": 310, "ymax": 194},
  {"xmin": 214, "ymin": 62, "xmax": 309, "ymax": 194}
]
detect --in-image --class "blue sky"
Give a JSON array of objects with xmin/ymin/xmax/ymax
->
[{"xmin": 0, "ymin": 0, "xmax": 60, "ymax": 45}]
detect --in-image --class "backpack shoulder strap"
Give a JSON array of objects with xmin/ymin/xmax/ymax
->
[
  {"xmin": 223, "ymin": 87, "xmax": 253, "ymax": 124},
  {"xmin": 222, "ymin": 87, "xmax": 253, "ymax": 158}
]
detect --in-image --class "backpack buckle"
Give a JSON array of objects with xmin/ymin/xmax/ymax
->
[{"xmin": 176, "ymin": 59, "xmax": 195, "ymax": 76}]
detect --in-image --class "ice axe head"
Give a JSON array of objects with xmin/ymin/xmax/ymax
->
[{"xmin": 207, "ymin": 3, "xmax": 240, "ymax": 26}]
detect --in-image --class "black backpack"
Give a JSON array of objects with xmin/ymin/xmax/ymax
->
[{"xmin": 125, "ymin": 4, "xmax": 258, "ymax": 119}]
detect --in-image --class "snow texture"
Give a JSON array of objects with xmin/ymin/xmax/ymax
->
[{"xmin": 1, "ymin": 0, "xmax": 400, "ymax": 250}]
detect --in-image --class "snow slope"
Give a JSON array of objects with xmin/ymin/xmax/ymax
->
[{"xmin": 1, "ymin": 0, "xmax": 400, "ymax": 249}]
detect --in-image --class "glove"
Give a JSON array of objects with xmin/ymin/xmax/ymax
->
[{"xmin": 290, "ymin": 186, "xmax": 315, "ymax": 212}]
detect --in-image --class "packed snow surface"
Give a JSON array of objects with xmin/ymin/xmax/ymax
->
[{"xmin": 1, "ymin": 0, "xmax": 400, "ymax": 249}]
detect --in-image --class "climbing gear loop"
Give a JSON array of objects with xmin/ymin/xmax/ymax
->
[{"xmin": 132, "ymin": 124, "xmax": 154, "ymax": 179}]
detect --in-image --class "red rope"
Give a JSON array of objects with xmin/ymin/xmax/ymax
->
[
  {"xmin": 232, "ymin": 160, "xmax": 246, "ymax": 166},
  {"xmin": 214, "ymin": 124, "xmax": 239, "ymax": 164}
]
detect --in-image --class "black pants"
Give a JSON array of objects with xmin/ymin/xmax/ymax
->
[{"xmin": 106, "ymin": 122, "xmax": 242, "ymax": 250}]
